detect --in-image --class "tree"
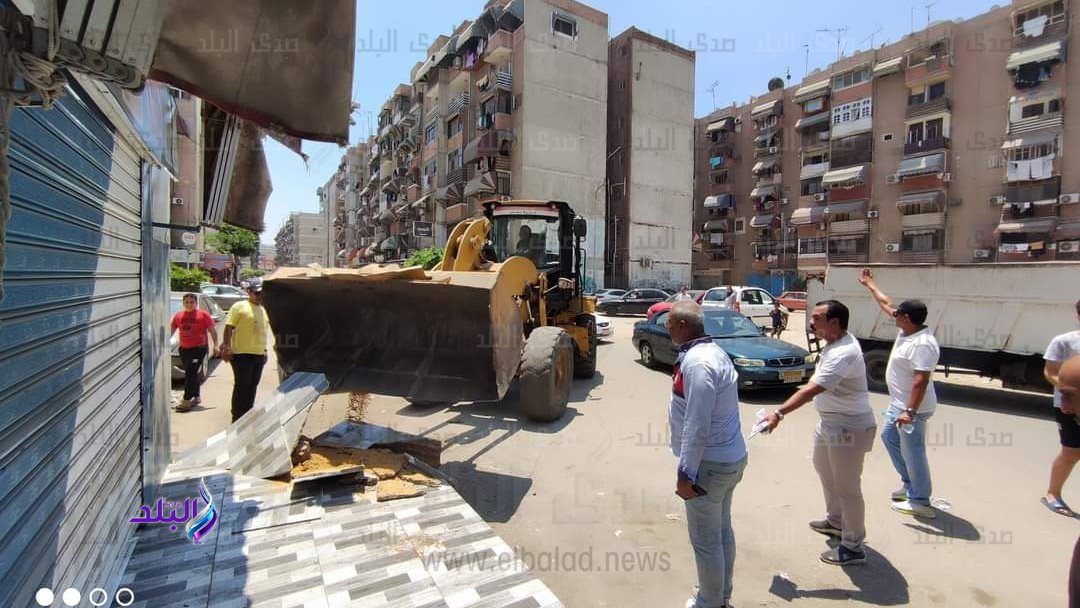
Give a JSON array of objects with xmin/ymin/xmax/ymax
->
[
  {"xmin": 170, "ymin": 264, "xmax": 210, "ymax": 292},
  {"xmin": 241, "ymin": 268, "xmax": 265, "ymax": 279},
  {"xmin": 206, "ymin": 224, "xmax": 260, "ymax": 258},
  {"xmin": 405, "ymin": 247, "xmax": 443, "ymax": 270}
]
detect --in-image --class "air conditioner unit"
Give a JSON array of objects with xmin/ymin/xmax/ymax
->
[
  {"xmin": 867, "ymin": 209, "xmax": 880, "ymax": 219},
  {"xmin": 886, "ymin": 174, "xmax": 900, "ymax": 184},
  {"xmin": 1060, "ymin": 241, "xmax": 1080, "ymax": 253},
  {"xmin": 885, "ymin": 243, "xmax": 900, "ymax": 253},
  {"xmin": 989, "ymin": 195, "xmax": 1006, "ymax": 205},
  {"xmin": 813, "ymin": 193, "xmax": 827, "ymax": 202},
  {"xmin": 171, "ymin": 197, "xmax": 184, "ymax": 206},
  {"xmin": 768, "ymin": 146, "xmax": 779, "ymax": 154},
  {"xmin": 974, "ymin": 248, "xmax": 992, "ymax": 259},
  {"xmin": 1060, "ymin": 193, "xmax": 1080, "ymax": 204},
  {"xmin": 940, "ymin": 172, "xmax": 952, "ymax": 182}
]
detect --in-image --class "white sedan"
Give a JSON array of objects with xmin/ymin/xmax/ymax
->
[{"xmin": 595, "ymin": 314, "xmax": 614, "ymax": 338}]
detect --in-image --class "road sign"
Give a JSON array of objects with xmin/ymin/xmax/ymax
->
[{"xmin": 413, "ymin": 221, "xmax": 433, "ymax": 238}]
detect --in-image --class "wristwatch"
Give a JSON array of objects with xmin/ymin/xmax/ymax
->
[
  {"xmin": 904, "ymin": 408, "xmax": 917, "ymax": 417},
  {"xmin": 774, "ymin": 409, "xmax": 785, "ymax": 421}
]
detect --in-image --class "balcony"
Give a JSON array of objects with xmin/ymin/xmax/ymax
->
[
  {"xmin": 445, "ymin": 202, "xmax": 469, "ymax": 223},
  {"xmin": 904, "ymin": 136, "xmax": 950, "ymax": 156},
  {"xmin": 798, "ymin": 252, "xmax": 828, "ymax": 271},
  {"xmin": 445, "ymin": 167, "xmax": 467, "ymax": 185},
  {"xmin": 1013, "ymin": 12, "xmax": 1067, "ymax": 45},
  {"xmin": 801, "ymin": 131, "xmax": 831, "ymax": 150},
  {"xmin": 484, "ymin": 30, "xmax": 514, "ymax": 65},
  {"xmin": 905, "ymin": 56, "xmax": 952, "ymax": 87},
  {"xmin": 1008, "ymin": 112, "xmax": 1064, "ymax": 135},
  {"xmin": 829, "ymin": 219, "xmax": 870, "ymax": 235},
  {"xmin": 495, "ymin": 70, "xmax": 513, "ymax": 91},
  {"xmin": 901, "ymin": 211, "xmax": 946, "ymax": 230},
  {"xmin": 755, "ymin": 145, "xmax": 780, "ymax": 158},
  {"xmin": 1006, "ymin": 177, "xmax": 1060, "ymax": 202},
  {"xmin": 448, "ymin": 92, "xmax": 470, "ymax": 116},
  {"xmin": 708, "ymin": 180, "xmax": 735, "ymax": 194},
  {"xmin": 906, "ymin": 96, "xmax": 951, "ymax": 120},
  {"xmin": 828, "ymin": 251, "xmax": 869, "ymax": 263},
  {"xmin": 901, "ymin": 250, "xmax": 944, "ymax": 264}
]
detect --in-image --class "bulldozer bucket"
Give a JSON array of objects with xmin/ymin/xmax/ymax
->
[{"xmin": 261, "ymin": 262, "xmax": 531, "ymax": 404}]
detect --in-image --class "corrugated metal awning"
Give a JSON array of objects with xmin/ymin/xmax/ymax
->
[
  {"xmin": 822, "ymin": 164, "xmax": 868, "ymax": 188},
  {"xmin": 896, "ymin": 190, "xmax": 946, "ymax": 208},
  {"xmin": 800, "ymin": 162, "xmax": 830, "ymax": 180},
  {"xmin": 1056, "ymin": 220, "xmax": 1080, "ymax": 239},
  {"xmin": 995, "ymin": 218, "xmax": 1058, "ymax": 233},
  {"xmin": 794, "ymin": 112, "xmax": 830, "ymax": 130},
  {"xmin": 754, "ymin": 128, "xmax": 778, "ymax": 144},
  {"xmin": 750, "ymin": 184, "xmax": 778, "ymax": 199},
  {"xmin": 753, "ymin": 158, "xmax": 777, "ymax": 173},
  {"xmin": 459, "ymin": 20, "xmax": 488, "ymax": 44},
  {"xmin": 873, "ymin": 56, "xmax": 904, "ymax": 77},
  {"xmin": 793, "ymin": 80, "xmax": 830, "ymax": 102},
  {"xmin": 825, "ymin": 200, "xmax": 867, "ymax": 215},
  {"xmin": 789, "ymin": 206, "xmax": 826, "ymax": 225},
  {"xmin": 706, "ymin": 117, "xmax": 735, "ymax": 132},
  {"xmin": 1007, "ymin": 40, "xmax": 1065, "ymax": 70},
  {"xmin": 703, "ymin": 219, "xmax": 729, "ymax": 231},
  {"xmin": 750, "ymin": 214, "xmax": 776, "ymax": 228},
  {"xmin": 896, "ymin": 153, "xmax": 945, "ymax": 178},
  {"xmin": 752, "ymin": 99, "xmax": 781, "ymax": 117},
  {"xmin": 1001, "ymin": 131, "xmax": 1060, "ymax": 149}
]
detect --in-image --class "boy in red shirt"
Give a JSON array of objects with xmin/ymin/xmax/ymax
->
[{"xmin": 171, "ymin": 293, "xmax": 219, "ymax": 412}]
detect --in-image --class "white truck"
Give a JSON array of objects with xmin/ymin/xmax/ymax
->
[{"xmin": 806, "ymin": 263, "xmax": 1080, "ymax": 393}]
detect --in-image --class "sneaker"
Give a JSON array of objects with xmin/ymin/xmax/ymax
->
[
  {"xmin": 891, "ymin": 488, "xmax": 908, "ymax": 502},
  {"xmin": 820, "ymin": 545, "xmax": 867, "ymax": 566},
  {"xmin": 891, "ymin": 500, "xmax": 936, "ymax": 518},
  {"xmin": 808, "ymin": 519, "xmax": 842, "ymax": 538}
]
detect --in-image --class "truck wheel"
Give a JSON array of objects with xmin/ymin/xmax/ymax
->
[
  {"xmin": 573, "ymin": 316, "xmax": 597, "ymax": 379},
  {"xmin": 864, "ymin": 349, "xmax": 890, "ymax": 392},
  {"xmin": 519, "ymin": 327, "xmax": 574, "ymax": 422}
]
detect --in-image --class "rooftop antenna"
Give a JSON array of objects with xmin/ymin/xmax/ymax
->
[
  {"xmin": 707, "ymin": 79, "xmax": 721, "ymax": 110},
  {"xmin": 925, "ymin": 2, "xmax": 937, "ymax": 40},
  {"xmin": 911, "ymin": 3, "xmax": 915, "ymax": 35},
  {"xmin": 816, "ymin": 27, "xmax": 849, "ymax": 62},
  {"xmin": 860, "ymin": 26, "xmax": 884, "ymax": 52},
  {"xmin": 803, "ymin": 43, "xmax": 810, "ymax": 77}
]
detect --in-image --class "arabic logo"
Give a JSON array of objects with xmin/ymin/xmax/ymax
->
[{"xmin": 185, "ymin": 479, "xmax": 217, "ymax": 544}]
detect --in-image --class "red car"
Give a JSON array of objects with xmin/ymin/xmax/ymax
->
[
  {"xmin": 777, "ymin": 291, "xmax": 808, "ymax": 311},
  {"xmin": 647, "ymin": 290, "xmax": 707, "ymax": 320}
]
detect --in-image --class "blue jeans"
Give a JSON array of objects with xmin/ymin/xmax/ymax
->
[
  {"xmin": 685, "ymin": 457, "xmax": 748, "ymax": 608},
  {"xmin": 881, "ymin": 408, "xmax": 933, "ymax": 506}
]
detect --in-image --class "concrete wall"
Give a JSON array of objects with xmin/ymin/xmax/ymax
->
[
  {"xmin": 517, "ymin": 0, "xmax": 608, "ymax": 292},
  {"xmin": 624, "ymin": 31, "xmax": 695, "ymax": 289},
  {"xmin": 293, "ymin": 212, "xmax": 329, "ymax": 266}
]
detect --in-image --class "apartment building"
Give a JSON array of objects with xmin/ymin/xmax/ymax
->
[
  {"xmin": 606, "ymin": 28, "xmax": 696, "ymax": 289},
  {"xmin": 693, "ymin": 0, "xmax": 1080, "ymax": 291},
  {"xmin": 274, "ymin": 211, "xmax": 329, "ymax": 267},
  {"xmin": 342, "ymin": 0, "xmax": 608, "ymax": 286}
]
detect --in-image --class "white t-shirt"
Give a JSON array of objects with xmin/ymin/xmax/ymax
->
[
  {"xmin": 1046, "ymin": 330, "xmax": 1080, "ymax": 409},
  {"xmin": 810, "ymin": 333, "xmax": 875, "ymax": 427},
  {"xmin": 885, "ymin": 327, "xmax": 940, "ymax": 415}
]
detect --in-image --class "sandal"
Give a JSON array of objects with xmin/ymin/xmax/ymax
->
[{"xmin": 1042, "ymin": 496, "xmax": 1074, "ymax": 516}]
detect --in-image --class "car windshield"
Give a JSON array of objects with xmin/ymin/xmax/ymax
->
[
  {"xmin": 704, "ymin": 288, "xmax": 731, "ymax": 302},
  {"xmin": 491, "ymin": 213, "xmax": 561, "ymax": 268},
  {"xmin": 704, "ymin": 312, "xmax": 762, "ymax": 338}
]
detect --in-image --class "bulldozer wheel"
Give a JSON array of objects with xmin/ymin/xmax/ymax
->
[
  {"xmin": 573, "ymin": 317, "xmax": 597, "ymax": 379},
  {"xmin": 519, "ymin": 327, "xmax": 574, "ymax": 422}
]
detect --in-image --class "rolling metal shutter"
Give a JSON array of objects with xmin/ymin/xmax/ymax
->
[{"xmin": 0, "ymin": 83, "xmax": 143, "ymax": 605}]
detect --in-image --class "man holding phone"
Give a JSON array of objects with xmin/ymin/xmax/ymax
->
[{"xmin": 667, "ymin": 301, "xmax": 748, "ymax": 608}]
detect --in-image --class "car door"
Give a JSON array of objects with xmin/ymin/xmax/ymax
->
[
  {"xmin": 739, "ymin": 288, "xmax": 766, "ymax": 323},
  {"xmin": 621, "ymin": 290, "xmax": 641, "ymax": 314},
  {"xmin": 651, "ymin": 311, "xmax": 678, "ymax": 364},
  {"xmin": 643, "ymin": 290, "xmax": 668, "ymax": 313},
  {"xmin": 757, "ymin": 290, "xmax": 777, "ymax": 320}
]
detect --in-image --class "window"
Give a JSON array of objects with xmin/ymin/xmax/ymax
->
[
  {"xmin": 704, "ymin": 288, "xmax": 732, "ymax": 302},
  {"xmin": 425, "ymin": 123, "xmax": 437, "ymax": 144},
  {"xmin": 496, "ymin": 171, "xmax": 511, "ymax": 195},
  {"xmin": 481, "ymin": 96, "xmax": 496, "ymax": 118},
  {"xmin": 926, "ymin": 118, "xmax": 944, "ymax": 140},
  {"xmin": 734, "ymin": 217, "xmax": 746, "ymax": 234},
  {"xmin": 928, "ymin": 81, "xmax": 946, "ymax": 100},
  {"xmin": 801, "ymin": 177, "xmax": 825, "ymax": 196},
  {"xmin": 804, "ymin": 152, "xmax": 828, "ymax": 165},
  {"xmin": 832, "ymin": 98, "xmax": 872, "ymax": 126},
  {"xmin": 710, "ymin": 170, "xmax": 729, "ymax": 185},
  {"xmin": 1049, "ymin": 98, "xmax": 1062, "ymax": 113},
  {"xmin": 447, "ymin": 116, "xmax": 462, "ymax": 138},
  {"xmin": 741, "ymin": 290, "xmax": 763, "ymax": 305},
  {"xmin": 1014, "ymin": 0, "xmax": 1067, "ymax": 33},
  {"xmin": 1021, "ymin": 103, "xmax": 1045, "ymax": 119},
  {"xmin": 552, "ymin": 12, "xmax": 577, "ymax": 38},
  {"xmin": 1007, "ymin": 141, "xmax": 1055, "ymax": 161},
  {"xmin": 831, "ymin": 66, "xmax": 871, "ymax": 90},
  {"xmin": 829, "ymin": 236, "xmax": 867, "ymax": 254},
  {"xmin": 447, "ymin": 149, "xmax": 464, "ymax": 171},
  {"xmin": 620, "ymin": 81, "xmax": 626, "ymax": 91},
  {"xmin": 804, "ymin": 97, "xmax": 824, "ymax": 113},
  {"xmin": 799, "ymin": 238, "xmax": 827, "ymax": 254},
  {"xmin": 907, "ymin": 123, "xmax": 924, "ymax": 143},
  {"xmin": 902, "ymin": 231, "xmax": 944, "ymax": 252}
]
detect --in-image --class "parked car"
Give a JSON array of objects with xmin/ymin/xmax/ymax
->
[
  {"xmin": 595, "ymin": 288, "xmax": 628, "ymax": 302},
  {"xmin": 170, "ymin": 292, "xmax": 227, "ymax": 381},
  {"xmin": 700, "ymin": 285, "xmax": 779, "ymax": 326},
  {"xmin": 777, "ymin": 290, "xmax": 808, "ymax": 311},
  {"xmin": 595, "ymin": 314, "xmax": 614, "ymax": 338},
  {"xmin": 595, "ymin": 288, "xmax": 670, "ymax": 316},
  {"xmin": 632, "ymin": 309, "xmax": 814, "ymax": 389},
  {"xmin": 647, "ymin": 290, "xmax": 706, "ymax": 320},
  {"xmin": 199, "ymin": 283, "xmax": 247, "ymax": 310}
]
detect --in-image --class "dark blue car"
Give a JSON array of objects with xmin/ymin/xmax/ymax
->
[{"xmin": 632, "ymin": 309, "xmax": 815, "ymax": 390}]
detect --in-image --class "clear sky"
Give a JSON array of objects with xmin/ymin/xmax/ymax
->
[{"xmin": 261, "ymin": 0, "xmax": 999, "ymax": 244}]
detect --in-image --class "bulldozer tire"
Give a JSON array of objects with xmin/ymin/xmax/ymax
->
[
  {"xmin": 573, "ymin": 317, "xmax": 597, "ymax": 379},
  {"xmin": 519, "ymin": 327, "xmax": 574, "ymax": 422}
]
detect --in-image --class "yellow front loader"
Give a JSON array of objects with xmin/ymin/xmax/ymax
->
[{"xmin": 261, "ymin": 200, "xmax": 597, "ymax": 421}]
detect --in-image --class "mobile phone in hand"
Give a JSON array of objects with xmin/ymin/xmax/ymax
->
[{"xmin": 691, "ymin": 484, "xmax": 708, "ymax": 496}]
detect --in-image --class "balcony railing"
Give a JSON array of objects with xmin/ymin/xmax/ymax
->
[
  {"xmin": 828, "ymin": 251, "xmax": 869, "ymax": 263},
  {"xmin": 448, "ymin": 92, "xmax": 470, "ymax": 116},
  {"xmin": 445, "ymin": 168, "xmax": 467, "ymax": 185},
  {"xmin": 1013, "ymin": 14, "xmax": 1067, "ymax": 42},
  {"xmin": 904, "ymin": 136, "xmax": 950, "ymax": 156},
  {"xmin": 755, "ymin": 145, "xmax": 780, "ymax": 158},
  {"xmin": 905, "ymin": 96, "xmax": 951, "ymax": 120},
  {"xmin": 1008, "ymin": 112, "xmax": 1065, "ymax": 135},
  {"xmin": 901, "ymin": 212, "xmax": 946, "ymax": 230},
  {"xmin": 829, "ymin": 219, "xmax": 870, "ymax": 234},
  {"xmin": 484, "ymin": 30, "xmax": 514, "ymax": 64},
  {"xmin": 901, "ymin": 250, "xmax": 944, "ymax": 264},
  {"xmin": 801, "ymin": 131, "xmax": 831, "ymax": 149},
  {"xmin": 703, "ymin": 244, "xmax": 734, "ymax": 263},
  {"xmin": 1006, "ymin": 176, "xmax": 1060, "ymax": 199},
  {"xmin": 495, "ymin": 70, "xmax": 513, "ymax": 90}
]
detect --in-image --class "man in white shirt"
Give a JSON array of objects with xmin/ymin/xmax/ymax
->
[
  {"xmin": 858, "ymin": 268, "xmax": 941, "ymax": 519},
  {"xmin": 763, "ymin": 300, "xmax": 876, "ymax": 566},
  {"xmin": 1042, "ymin": 300, "xmax": 1080, "ymax": 517}
]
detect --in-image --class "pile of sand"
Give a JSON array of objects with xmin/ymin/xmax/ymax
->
[{"xmin": 290, "ymin": 445, "xmax": 440, "ymax": 502}]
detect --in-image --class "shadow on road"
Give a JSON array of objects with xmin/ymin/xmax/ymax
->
[
  {"xmin": 935, "ymin": 382, "xmax": 1053, "ymax": 420},
  {"xmin": 769, "ymin": 544, "xmax": 909, "ymax": 605},
  {"xmin": 901, "ymin": 510, "xmax": 982, "ymax": 541}
]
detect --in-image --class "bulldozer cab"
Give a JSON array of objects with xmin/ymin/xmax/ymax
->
[{"xmin": 484, "ymin": 200, "xmax": 586, "ymax": 301}]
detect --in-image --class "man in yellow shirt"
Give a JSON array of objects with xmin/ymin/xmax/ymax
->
[{"xmin": 221, "ymin": 280, "xmax": 269, "ymax": 421}]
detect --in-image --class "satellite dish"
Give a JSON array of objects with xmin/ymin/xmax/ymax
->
[{"xmin": 767, "ymin": 77, "xmax": 785, "ymax": 91}]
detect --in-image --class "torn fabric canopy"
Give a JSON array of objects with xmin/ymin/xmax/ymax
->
[{"xmin": 150, "ymin": 0, "xmax": 356, "ymax": 144}]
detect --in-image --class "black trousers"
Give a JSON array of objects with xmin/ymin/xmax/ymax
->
[
  {"xmin": 179, "ymin": 346, "xmax": 208, "ymax": 400},
  {"xmin": 230, "ymin": 354, "xmax": 266, "ymax": 422}
]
